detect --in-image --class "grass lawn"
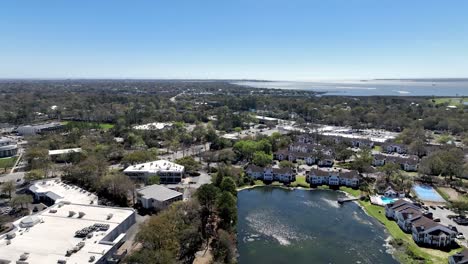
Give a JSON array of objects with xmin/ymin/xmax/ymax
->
[
  {"xmin": 340, "ymin": 186, "xmax": 361, "ymax": 197},
  {"xmin": 374, "ymin": 145, "xmax": 383, "ymax": 152},
  {"xmin": 0, "ymin": 157, "xmax": 17, "ymax": 169},
  {"xmin": 253, "ymin": 180, "xmax": 265, "ymax": 186},
  {"xmin": 62, "ymin": 121, "xmax": 115, "ymax": 130},
  {"xmin": 290, "ymin": 175, "xmax": 309, "ymax": 188},
  {"xmin": 430, "ymin": 97, "xmax": 468, "ymax": 106},
  {"xmin": 359, "ymin": 201, "xmax": 460, "ymax": 264}
]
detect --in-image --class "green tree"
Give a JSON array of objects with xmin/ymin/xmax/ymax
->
[
  {"xmin": 1, "ymin": 180, "xmax": 15, "ymax": 199},
  {"xmin": 378, "ymin": 163, "xmax": 401, "ymax": 183},
  {"xmin": 11, "ymin": 194, "xmax": 33, "ymax": 209},
  {"xmin": 175, "ymin": 156, "xmax": 201, "ymax": 174},
  {"xmin": 351, "ymin": 148, "xmax": 372, "ymax": 173},
  {"xmin": 147, "ymin": 175, "xmax": 160, "ymax": 185},
  {"xmin": 279, "ymin": 160, "xmax": 294, "ymax": 168},
  {"xmin": 252, "ymin": 151, "xmax": 273, "ymax": 167},
  {"xmin": 220, "ymin": 177, "xmax": 237, "ymax": 197},
  {"xmin": 216, "ymin": 191, "xmax": 237, "ymax": 230}
]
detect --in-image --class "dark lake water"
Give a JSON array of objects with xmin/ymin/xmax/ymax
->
[
  {"xmin": 237, "ymin": 187, "xmax": 398, "ymax": 264},
  {"xmin": 234, "ymin": 80, "xmax": 468, "ymax": 96}
]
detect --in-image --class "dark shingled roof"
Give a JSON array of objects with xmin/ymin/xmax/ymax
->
[{"xmin": 309, "ymin": 169, "xmax": 330, "ymax": 177}]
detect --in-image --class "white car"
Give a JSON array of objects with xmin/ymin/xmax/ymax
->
[{"xmin": 457, "ymin": 234, "xmax": 465, "ymax": 240}]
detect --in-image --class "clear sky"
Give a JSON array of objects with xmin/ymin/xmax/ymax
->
[{"xmin": 1, "ymin": 0, "xmax": 467, "ymax": 80}]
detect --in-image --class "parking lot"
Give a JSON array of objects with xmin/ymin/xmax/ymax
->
[{"xmin": 429, "ymin": 206, "xmax": 468, "ymax": 246}]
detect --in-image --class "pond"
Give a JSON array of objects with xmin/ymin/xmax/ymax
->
[{"xmin": 237, "ymin": 187, "xmax": 398, "ymax": 264}]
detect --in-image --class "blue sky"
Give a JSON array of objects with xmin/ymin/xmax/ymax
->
[{"xmin": 1, "ymin": 0, "xmax": 467, "ymax": 80}]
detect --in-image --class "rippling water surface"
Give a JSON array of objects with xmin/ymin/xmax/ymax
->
[{"xmin": 237, "ymin": 187, "xmax": 398, "ymax": 264}]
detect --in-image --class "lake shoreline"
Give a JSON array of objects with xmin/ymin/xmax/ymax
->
[{"xmin": 236, "ymin": 185, "xmax": 398, "ymax": 264}]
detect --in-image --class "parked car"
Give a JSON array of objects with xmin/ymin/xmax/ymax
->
[
  {"xmin": 434, "ymin": 218, "xmax": 441, "ymax": 222},
  {"xmin": 429, "ymin": 205, "xmax": 436, "ymax": 210},
  {"xmin": 457, "ymin": 233, "xmax": 465, "ymax": 239}
]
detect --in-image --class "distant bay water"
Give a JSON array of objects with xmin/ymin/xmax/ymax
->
[{"xmin": 233, "ymin": 79, "xmax": 468, "ymax": 96}]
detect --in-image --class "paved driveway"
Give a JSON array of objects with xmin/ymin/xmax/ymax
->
[{"xmin": 429, "ymin": 206, "xmax": 468, "ymax": 246}]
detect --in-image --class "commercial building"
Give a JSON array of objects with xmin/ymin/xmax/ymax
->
[
  {"xmin": 48, "ymin": 148, "xmax": 82, "ymax": 156},
  {"xmin": 132, "ymin": 122, "xmax": 172, "ymax": 131},
  {"xmin": 29, "ymin": 179, "xmax": 98, "ymax": 205},
  {"xmin": 17, "ymin": 122, "xmax": 63, "ymax": 136},
  {"xmin": 0, "ymin": 203, "xmax": 136, "ymax": 264},
  {"xmin": 0, "ymin": 137, "xmax": 18, "ymax": 158},
  {"xmin": 123, "ymin": 160, "xmax": 185, "ymax": 184},
  {"xmin": 137, "ymin": 184, "xmax": 183, "ymax": 210}
]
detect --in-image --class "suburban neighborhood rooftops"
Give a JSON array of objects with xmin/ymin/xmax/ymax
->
[
  {"xmin": 48, "ymin": 147, "xmax": 82, "ymax": 156},
  {"xmin": 29, "ymin": 179, "xmax": 98, "ymax": 205},
  {"xmin": 411, "ymin": 216, "xmax": 443, "ymax": 231},
  {"xmin": 309, "ymin": 168, "xmax": 332, "ymax": 176},
  {"xmin": 137, "ymin": 184, "xmax": 183, "ymax": 202},
  {"xmin": 124, "ymin": 160, "xmax": 184, "ymax": 173},
  {"xmin": 339, "ymin": 170, "xmax": 360, "ymax": 179},
  {"xmin": 0, "ymin": 203, "xmax": 135, "ymax": 264}
]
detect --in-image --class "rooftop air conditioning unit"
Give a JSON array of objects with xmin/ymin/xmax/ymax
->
[
  {"xmin": 78, "ymin": 212, "xmax": 85, "ymax": 218},
  {"xmin": 68, "ymin": 211, "xmax": 76, "ymax": 217},
  {"xmin": 107, "ymin": 213, "xmax": 113, "ymax": 220}
]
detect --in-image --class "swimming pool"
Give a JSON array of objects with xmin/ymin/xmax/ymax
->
[
  {"xmin": 412, "ymin": 184, "xmax": 446, "ymax": 203},
  {"xmin": 380, "ymin": 196, "xmax": 398, "ymax": 204}
]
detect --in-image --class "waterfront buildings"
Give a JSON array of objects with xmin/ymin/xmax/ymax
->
[
  {"xmin": 306, "ymin": 168, "xmax": 360, "ymax": 188},
  {"xmin": 245, "ymin": 165, "xmax": 295, "ymax": 183},
  {"xmin": 385, "ymin": 200, "xmax": 457, "ymax": 248},
  {"xmin": 137, "ymin": 184, "xmax": 183, "ymax": 210}
]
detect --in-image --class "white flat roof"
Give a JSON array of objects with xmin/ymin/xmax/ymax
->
[
  {"xmin": 29, "ymin": 179, "xmax": 98, "ymax": 205},
  {"xmin": 124, "ymin": 160, "xmax": 184, "ymax": 174},
  {"xmin": 133, "ymin": 122, "xmax": 172, "ymax": 130},
  {"xmin": 0, "ymin": 203, "xmax": 134, "ymax": 264},
  {"xmin": 48, "ymin": 148, "xmax": 82, "ymax": 156}
]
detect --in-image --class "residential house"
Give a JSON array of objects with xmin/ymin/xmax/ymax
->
[
  {"xmin": 245, "ymin": 165, "xmax": 294, "ymax": 183},
  {"xmin": 306, "ymin": 169, "xmax": 331, "ymax": 185},
  {"xmin": 372, "ymin": 154, "xmax": 387, "ymax": 167},
  {"xmin": 372, "ymin": 154, "xmax": 419, "ymax": 172},
  {"xmin": 274, "ymin": 149, "xmax": 289, "ymax": 161},
  {"xmin": 351, "ymin": 139, "xmax": 374, "ymax": 148},
  {"xmin": 411, "ymin": 216, "xmax": 457, "ymax": 247},
  {"xmin": 383, "ymin": 187, "xmax": 405, "ymax": 198},
  {"xmin": 339, "ymin": 170, "xmax": 360, "ymax": 187},
  {"xmin": 384, "ymin": 143, "xmax": 408, "ymax": 154},
  {"xmin": 317, "ymin": 154, "xmax": 334, "ymax": 167},
  {"xmin": 387, "ymin": 156, "xmax": 419, "ymax": 172},
  {"xmin": 385, "ymin": 200, "xmax": 420, "ymax": 219},
  {"xmin": 385, "ymin": 199, "xmax": 457, "ymax": 248},
  {"xmin": 306, "ymin": 169, "xmax": 359, "ymax": 188},
  {"xmin": 245, "ymin": 165, "xmax": 264, "ymax": 179},
  {"xmin": 395, "ymin": 207, "xmax": 423, "ymax": 232}
]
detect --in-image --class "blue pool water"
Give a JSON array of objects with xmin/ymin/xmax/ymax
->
[
  {"xmin": 381, "ymin": 196, "xmax": 398, "ymax": 204},
  {"xmin": 412, "ymin": 185, "xmax": 446, "ymax": 202}
]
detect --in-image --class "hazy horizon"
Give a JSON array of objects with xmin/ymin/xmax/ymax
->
[{"xmin": 1, "ymin": 0, "xmax": 468, "ymax": 79}]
